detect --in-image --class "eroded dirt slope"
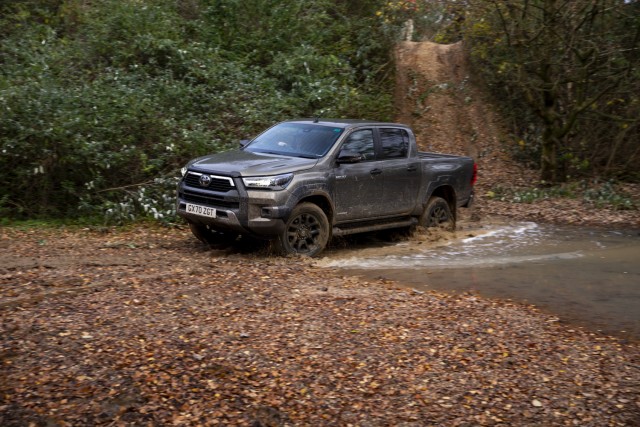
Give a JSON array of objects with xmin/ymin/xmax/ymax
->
[{"xmin": 394, "ymin": 41, "xmax": 640, "ymax": 227}]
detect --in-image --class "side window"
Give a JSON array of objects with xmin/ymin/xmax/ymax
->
[
  {"xmin": 379, "ymin": 128, "xmax": 409, "ymax": 159},
  {"xmin": 341, "ymin": 129, "xmax": 375, "ymax": 160}
]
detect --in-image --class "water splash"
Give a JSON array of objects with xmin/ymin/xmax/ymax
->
[{"xmin": 317, "ymin": 221, "xmax": 587, "ymax": 270}]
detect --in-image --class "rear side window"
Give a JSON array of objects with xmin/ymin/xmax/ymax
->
[
  {"xmin": 341, "ymin": 129, "xmax": 375, "ymax": 160},
  {"xmin": 379, "ymin": 128, "xmax": 409, "ymax": 159}
]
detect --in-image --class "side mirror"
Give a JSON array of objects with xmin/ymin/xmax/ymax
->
[
  {"xmin": 336, "ymin": 150, "xmax": 363, "ymax": 164},
  {"xmin": 239, "ymin": 139, "xmax": 251, "ymax": 148}
]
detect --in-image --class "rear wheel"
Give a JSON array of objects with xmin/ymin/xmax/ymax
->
[
  {"xmin": 189, "ymin": 223, "xmax": 238, "ymax": 247},
  {"xmin": 274, "ymin": 203, "xmax": 330, "ymax": 257},
  {"xmin": 420, "ymin": 197, "xmax": 455, "ymax": 231}
]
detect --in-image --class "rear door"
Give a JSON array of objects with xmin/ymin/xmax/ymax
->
[
  {"xmin": 332, "ymin": 128, "xmax": 387, "ymax": 220},
  {"xmin": 377, "ymin": 127, "xmax": 421, "ymax": 215}
]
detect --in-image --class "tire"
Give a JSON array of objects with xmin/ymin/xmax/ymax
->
[
  {"xmin": 189, "ymin": 223, "xmax": 238, "ymax": 247},
  {"xmin": 275, "ymin": 203, "xmax": 330, "ymax": 257},
  {"xmin": 419, "ymin": 196, "xmax": 455, "ymax": 231}
]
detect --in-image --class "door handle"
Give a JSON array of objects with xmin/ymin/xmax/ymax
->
[
  {"xmin": 370, "ymin": 169, "xmax": 383, "ymax": 175},
  {"xmin": 407, "ymin": 166, "xmax": 417, "ymax": 172}
]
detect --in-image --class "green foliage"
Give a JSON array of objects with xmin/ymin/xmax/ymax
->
[
  {"xmin": 375, "ymin": 0, "xmax": 466, "ymax": 43},
  {"xmin": 0, "ymin": 0, "xmax": 396, "ymax": 221},
  {"xmin": 88, "ymin": 177, "xmax": 181, "ymax": 226},
  {"xmin": 486, "ymin": 185, "xmax": 575, "ymax": 204},
  {"xmin": 486, "ymin": 181, "xmax": 636, "ymax": 211},
  {"xmin": 583, "ymin": 181, "xmax": 637, "ymax": 211}
]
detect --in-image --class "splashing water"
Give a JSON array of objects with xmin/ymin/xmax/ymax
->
[{"xmin": 316, "ymin": 219, "xmax": 640, "ymax": 340}]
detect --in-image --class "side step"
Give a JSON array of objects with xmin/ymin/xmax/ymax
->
[{"xmin": 332, "ymin": 217, "xmax": 418, "ymax": 237}]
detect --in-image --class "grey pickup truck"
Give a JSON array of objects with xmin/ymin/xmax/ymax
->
[{"xmin": 177, "ymin": 119, "xmax": 476, "ymax": 256}]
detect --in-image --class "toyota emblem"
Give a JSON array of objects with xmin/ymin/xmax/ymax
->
[{"xmin": 199, "ymin": 175, "xmax": 212, "ymax": 187}]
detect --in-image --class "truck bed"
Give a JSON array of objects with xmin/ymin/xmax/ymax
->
[{"xmin": 417, "ymin": 151, "xmax": 470, "ymax": 160}]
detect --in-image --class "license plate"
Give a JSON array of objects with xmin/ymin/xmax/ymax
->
[{"xmin": 186, "ymin": 203, "xmax": 217, "ymax": 218}]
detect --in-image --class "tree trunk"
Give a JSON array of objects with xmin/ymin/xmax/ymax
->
[{"xmin": 540, "ymin": 134, "xmax": 557, "ymax": 184}]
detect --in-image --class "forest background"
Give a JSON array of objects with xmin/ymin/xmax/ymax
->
[{"xmin": 1, "ymin": 0, "xmax": 638, "ymax": 223}]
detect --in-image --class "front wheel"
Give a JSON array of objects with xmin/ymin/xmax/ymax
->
[
  {"xmin": 274, "ymin": 203, "xmax": 330, "ymax": 257},
  {"xmin": 419, "ymin": 197, "xmax": 455, "ymax": 231}
]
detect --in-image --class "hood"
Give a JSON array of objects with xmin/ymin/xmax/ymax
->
[{"xmin": 188, "ymin": 150, "xmax": 318, "ymax": 177}]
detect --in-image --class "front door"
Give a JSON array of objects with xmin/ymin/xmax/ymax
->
[{"xmin": 333, "ymin": 129, "xmax": 386, "ymax": 220}]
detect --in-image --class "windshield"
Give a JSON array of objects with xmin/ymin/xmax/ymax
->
[{"xmin": 245, "ymin": 123, "xmax": 344, "ymax": 158}]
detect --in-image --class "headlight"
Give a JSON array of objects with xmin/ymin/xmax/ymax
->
[
  {"xmin": 180, "ymin": 166, "xmax": 188, "ymax": 177},
  {"xmin": 242, "ymin": 173, "xmax": 293, "ymax": 190}
]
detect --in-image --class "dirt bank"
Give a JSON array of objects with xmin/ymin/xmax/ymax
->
[{"xmin": 394, "ymin": 41, "xmax": 640, "ymax": 228}]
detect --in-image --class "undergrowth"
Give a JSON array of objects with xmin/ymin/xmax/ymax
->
[{"xmin": 486, "ymin": 180, "xmax": 637, "ymax": 211}]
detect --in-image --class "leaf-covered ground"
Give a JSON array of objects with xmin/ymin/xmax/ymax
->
[
  {"xmin": 2, "ymin": 40, "xmax": 639, "ymax": 426},
  {"xmin": 1, "ymin": 226, "xmax": 639, "ymax": 426}
]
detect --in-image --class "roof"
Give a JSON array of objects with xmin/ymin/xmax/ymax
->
[{"xmin": 284, "ymin": 118, "xmax": 410, "ymax": 129}]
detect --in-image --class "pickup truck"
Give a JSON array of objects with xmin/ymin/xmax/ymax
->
[{"xmin": 177, "ymin": 119, "xmax": 476, "ymax": 256}]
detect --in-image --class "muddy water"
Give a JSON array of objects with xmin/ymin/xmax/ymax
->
[{"xmin": 317, "ymin": 220, "xmax": 640, "ymax": 340}]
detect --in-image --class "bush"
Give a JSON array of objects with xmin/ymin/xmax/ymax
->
[{"xmin": 0, "ymin": 0, "xmax": 397, "ymax": 221}]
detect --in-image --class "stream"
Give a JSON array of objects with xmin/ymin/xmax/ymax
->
[{"xmin": 316, "ymin": 219, "xmax": 640, "ymax": 341}]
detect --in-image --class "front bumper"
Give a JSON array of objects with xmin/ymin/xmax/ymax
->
[
  {"xmin": 176, "ymin": 200, "xmax": 285, "ymax": 236},
  {"xmin": 176, "ymin": 176, "xmax": 288, "ymax": 237}
]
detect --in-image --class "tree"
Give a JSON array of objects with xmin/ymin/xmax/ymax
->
[{"xmin": 465, "ymin": 0, "xmax": 640, "ymax": 182}]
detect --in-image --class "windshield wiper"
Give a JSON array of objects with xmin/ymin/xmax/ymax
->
[{"xmin": 250, "ymin": 149, "xmax": 285, "ymax": 156}]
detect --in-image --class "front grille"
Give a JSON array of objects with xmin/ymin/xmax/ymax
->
[
  {"xmin": 185, "ymin": 172, "xmax": 235, "ymax": 192},
  {"xmin": 181, "ymin": 190, "xmax": 240, "ymax": 210}
]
